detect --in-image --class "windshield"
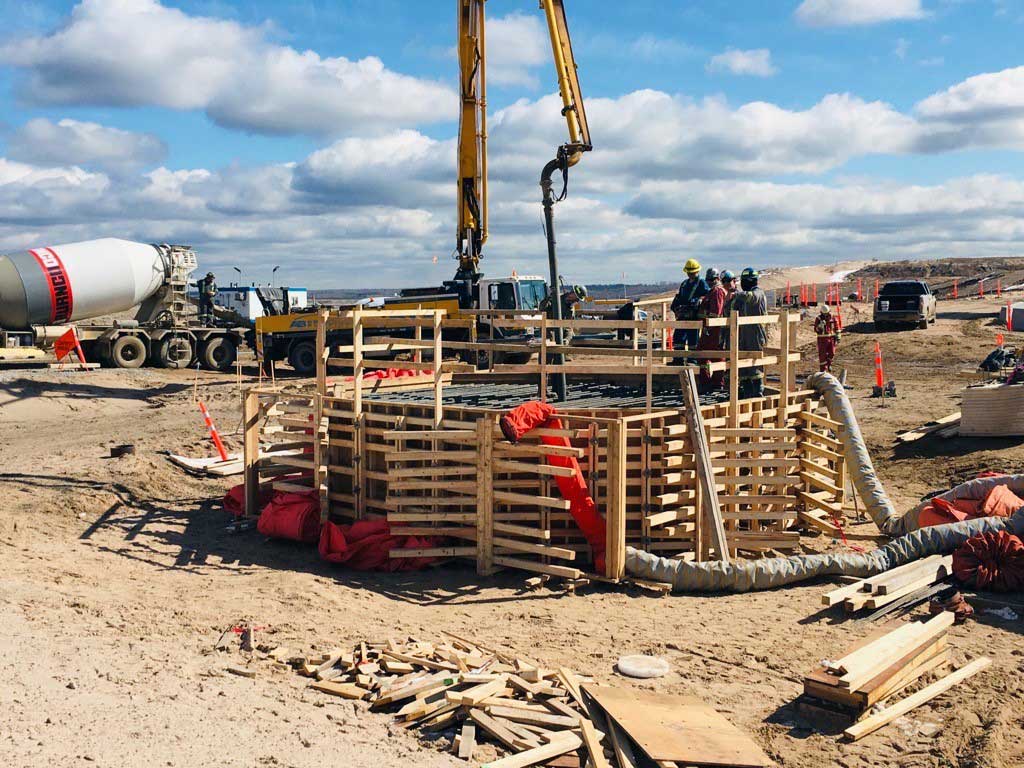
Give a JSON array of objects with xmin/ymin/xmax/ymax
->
[
  {"xmin": 517, "ymin": 280, "xmax": 547, "ymax": 310},
  {"xmin": 880, "ymin": 282, "xmax": 927, "ymax": 296}
]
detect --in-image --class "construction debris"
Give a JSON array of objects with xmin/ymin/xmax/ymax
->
[
  {"xmin": 249, "ymin": 633, "xmax": 768, "ymax": 768},
  {"xmin": 895, "ymin": 412, "xmax": 961, "ymax": 443}
]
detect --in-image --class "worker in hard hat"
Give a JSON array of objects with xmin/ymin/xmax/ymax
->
[
  {"xmin": 541, "ymin": 282, "xmax": 587, "ymax": 343},
  {"xmin": 814, "ymin": 303, "xmax": 842, "ymax": 373},
  {"xmin": 197, "ymin": 271, "xmax": 217, "ymax": 325},
  {"xmin": 669, "ymin": 258, "xmax": 709, "ymax": 360},
  {"xmin": 724, "ymin": 267, "xmax": 768, "ymax": 398},
  {"xmin": 696, "ymin": 268, "xmax": 728, "ymax": 390}
]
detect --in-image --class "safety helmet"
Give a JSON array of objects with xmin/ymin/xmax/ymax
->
[
  {"xmin": 206, "ymin": 272, "xmax": 215, "ymax": 279},
  {"xmin": 740, "ymin": 267, "xmax": 759, "ymax": 290},
  {"xmin": 683, "ymin": 258, "xmax": 701, "ymax": 275},
  {"xmin": 721, "ymin": 270, "xmax": 735, "ymax": 282},
  {"xmin": 820, "ymin": 303, "xmax": 831, "ymax": 314},
  {"xmin": 573, "ymin": 284, "xmax": 588, "ymax": 300},
  {"xmin": 705, "ymin": 267, "xmax": 720, "ymax": 282}
]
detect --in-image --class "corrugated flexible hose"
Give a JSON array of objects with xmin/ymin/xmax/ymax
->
[{"xmin": 624, "ymin": 372, "xmax": 1024, "ymax": 592}]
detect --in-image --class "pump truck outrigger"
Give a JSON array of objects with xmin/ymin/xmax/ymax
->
[{"xmin": 255, "ymin": 0, "xmax": 592, "ymax": 380}]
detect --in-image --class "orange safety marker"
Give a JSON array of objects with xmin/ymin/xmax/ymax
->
[
  {"xmin": 198, "ymin": 399, "xmax": 230, "ymax": 462},
  {"xmin": 857, "ymin": 278, "xmax": 863, "ymax": 302},
  {"xmin": 874, "ymin": 278, "xmax": 880, "ymax": 301},
  {"xmin": 874, "ymin": 342, "xmax": 884, "ymax": 389},
  {"xmin": 979, "ymin": 279, "xmax": 985, "ymax": 298},
  {"xmin": 996, "ymin": 333, "xmax": 1005, "ymax": 347},
  {"xmin": 997, "ymin": 279, "xmax": 1002, "ymax": 297},
  {"xmin": 1008, "ymin": 302, "xmax": 1014, "ymax": 332},
  {"xmin": 953, "ymin": 278, "xmax": 959, "ymax": 299}
]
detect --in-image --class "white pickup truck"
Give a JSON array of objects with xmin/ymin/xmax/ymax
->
[{"xmin": 874, "ymin": 280, "xmax": 937, "ymax": 330}]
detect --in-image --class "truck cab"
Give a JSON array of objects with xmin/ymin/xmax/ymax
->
[{"xmin": 478, "ymin": 275, "xmax": 547, "ymax": 314}]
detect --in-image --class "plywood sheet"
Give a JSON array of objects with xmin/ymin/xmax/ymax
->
[{"xmin": 582, "ymin": 685, "xmax": 770, "ymax": 767}]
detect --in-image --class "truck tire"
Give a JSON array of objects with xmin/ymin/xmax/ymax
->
[
  {"xmin": 918, "ymin": 318, "xmax": 928, "ymax": 330},
  {"xmin": 156, "ymin": 335, "xmax": 194, "ymax": 369},
  {"xmin": 111, "ymin": 335, "xmax": 147, "ymax": 369},
  {"xmin": 199, "ymin": 337, "xmax": 237, "ymax": 372},
  {"xmin": 287, "ymin": 340, "xmax": 316, "ymax": 375}
]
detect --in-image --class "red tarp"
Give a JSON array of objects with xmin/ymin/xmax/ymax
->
[
  {"xmin": 257, "ymin": 491, "xmax": 321, "ymax": 543},
  {"xmin": 318, "ymin": 519, "xmax": 441, "ymax": 571},
  {"xmin": 499, "ymin": 401, "xmax": 607, "ymax": 573},
  {"xmin": 918, "ymin": 483, "xmax": 1024, "ymax": 528},
  {"xmin": 953, "ymin": 530, "xmax": 1024, "ymax": 592}
]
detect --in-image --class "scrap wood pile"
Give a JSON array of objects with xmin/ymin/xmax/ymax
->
[
  {"xmin": 822, "ymin": 555, "xmax": 954, "ymax": 616},
  {"xmin": 800, "ymin": 612, "xmax": 991, "ymax": 742},
  {"xmin": 257, "ymin": 632, "xmax": 771, "ymax": 768}
]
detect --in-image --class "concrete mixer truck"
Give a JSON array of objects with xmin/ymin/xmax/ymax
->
[{"xmin": 0, "ymin": 238, "xmax": 247, "ymax": 370}]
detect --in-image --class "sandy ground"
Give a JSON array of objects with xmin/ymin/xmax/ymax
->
[{"xmin": 2, "ymin": 293, "xmax": 1024, "ymax": 768}]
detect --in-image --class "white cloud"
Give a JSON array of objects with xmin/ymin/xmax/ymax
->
[
  {"xmin": 796, "ymin": 0, "xmax": 926, "ymax": 27},
  {"xmin": 6, "ymin": 118, "xmax": 166, "ymax": 173},
  {"xmin": 916, "ymin": 65, "xmax": 1024, "ymax": 122},
  {"xmin": 894, "ymin": 38, "xmax": 910, "ymax": 60},
  {"xmin": 0, "ymin": 0, "xmax": 454, "ymax": 137},
  {"xmin": 707, "ymin": 48, "xmax": 778, "ymax": 77},
  {"xmin": 485, "ymin": 12, "xmax": 549, "ymax": 88},
  {"xmin": 6, "ymin": 62, "xmax": 1024, "ymax": 284}
]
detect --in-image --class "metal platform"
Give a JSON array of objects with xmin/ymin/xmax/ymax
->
[{"xmin": 362, "ymin": 380, "xmax": 735, "ymax": 411}]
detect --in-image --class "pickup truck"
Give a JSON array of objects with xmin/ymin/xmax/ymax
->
[{"xmin": 874, "ymin": 280, "xmax": 937, "ymax": 330}]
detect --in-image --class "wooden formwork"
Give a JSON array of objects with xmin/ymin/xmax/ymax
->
[{"xmin": 243, "ymin": 306, "xmax": 853, "ymax": 582}]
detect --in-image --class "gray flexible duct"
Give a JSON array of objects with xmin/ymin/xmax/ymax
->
[
  {"xmin": 626, "ymin": 510, "xmax": 1023, "ymax": 592},
  {"xmin": 804, "ymin": 371, "xmax": 908, "ymax": 535},
  {"xmin": 623, "ymin": 371, "xmax": 1024, "ymax": 592}
]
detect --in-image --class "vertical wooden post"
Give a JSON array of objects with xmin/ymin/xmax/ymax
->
[
  {"xmin": 644, "ymin": 315, "xmax": 654, "ymax": 413},
  {"xmin": 539, "ymin": 315, "xmax": 549, "ymax": 402},
  {"xmin": 432, "ymin": 310, "xmax": 444, "ymax": 428},
  {"xmin": 243, "ymin": 390, "xmax": 260, "ymax": 517},
  {"xmin": 316, "ymin": 309, "xmax": 328, "ymax": 394},
  {"xmin": 660, "ymin": 301, "xmax": 670, "ymax": 350},
  {"xmin": 777, "ymin": 309, "xmax": 790, "ymax": 429},
  {"xmin": 728, "ymin": 310, "xmax": 740, "ymax": 426},
  {"xmin": 414, "ymin": 304, "xmax": 423, "ymax": 365},
  {"xmin": 605, "ymin": 419, "xmax": 628, "ymax": 580},
  {"xmin": 476, "ymin": 417, "xmax": 494, "ymax": 576},
  {"xmin": 352, "ymin": 310, "xmax": 365, "ymax": 519}
]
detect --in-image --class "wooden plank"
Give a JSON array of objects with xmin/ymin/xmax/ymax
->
[
  {"xmin": 837, "ymin": 613, "xmax": 954, "ymax": 689},
  {"xmin": 493, "ymin": 556, "xmax": 582, "ymax": 580},
  {"xmin": 493, "ymin": 490, "xmax": 571, "ymax": 510},
  {"xmin": 843, "ymin": 658, "xmax": 991, "ymax": 742},
  {"xmin": 494, "ymin": 459, "xmax": 576, "ymax": 478},
  {"xmin": 582, "ymin": 685, "xmax": 770, "ymax": 767},
  {"xmin": 605, "ymin": 420, "xmax": 628, "ymax": 579},
  {"xmin": 493, "ymin": 537, "xmax": 576, "ymax": 561},
  {"xmin": 479, "ymin": 733, "xmax": 581, "ymax": 768},
  {"xmin": 458, "ymin": 723, "xmax": 476, "ymax": 760},
  {"xmin": 680, "ymin": 369, "xmax": 729, "ymax": 563},
  {"xmin": 309, "ymin": 681, "xmax": 366, "ymax": 700},
  {"xmin": 875, "ymin": 555, "xmax": 953, "ymax": 595},
  {"xmin": 578, "ymin": 718, "xmax": 610, "ymax": 768},
  {"xmin": 469, "ymin": 708, "xmax": 521, "ymax": 751},
  {"xmin": 476, "ymin": 418, "xmax": 494, "ymax": 576}
]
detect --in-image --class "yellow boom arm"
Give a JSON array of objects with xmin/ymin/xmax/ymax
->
[{"xmin": 455, "ymin": 0, "xmax": 591, "ymax": 281}]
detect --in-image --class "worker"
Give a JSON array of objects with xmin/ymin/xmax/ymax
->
[
  {"xmin": 670, "ymin": 258, "xmax": 709, "ymax": 357},
  {"xmin": 813, "ymin": 304, "xmax": 842, "ymax": 373},
  {"xmin": 197, "ymin": 272, "xmax": 217, "ymax": 325},
  {"xmin": 696, "ymin": 267, "xmax": 727, "ymax": 391},
  {"xmin": 721, "ymin": 270, "xmax": 736, "ymax": 299},
  {"xmin": 725, "ymin": 267, "xmax": 768, "ymax": 398}
]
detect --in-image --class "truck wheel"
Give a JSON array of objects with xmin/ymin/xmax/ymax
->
[
  {"xmin": 918, "ymin": 318, "xmax": 928, "ymax": 330},
  {"xmin": 199, "ymin": 337, "xmax": 237, "ymax": 371},
  {"xmin": 157, "ymin": 336, "xmax": 194, "ymax": 369},
  {"xmin": 111, "ymin": 335, "xmax": 147, "ymax": 369},
  {"xmin": 287, "ymin": 340, "xmax": 316, "ymax": 375}
]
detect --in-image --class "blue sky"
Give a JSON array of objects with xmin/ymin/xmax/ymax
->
[{"xmin": 0, "ymin": 0, "xmax": 1023, "ymax": 287}]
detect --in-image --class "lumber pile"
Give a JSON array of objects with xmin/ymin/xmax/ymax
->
[
  {"xmin": 803, "ymin": 613, "xmax": 955, "ymax": 716},
  {"xmin": 802, "ymin": 612, "xmax": 991, "ymax": 741},
  {"xmin": 821, "ymin": 555, "xmax": 953, "ymax": 613},
  {"xmin": 263, "ymin": 633, "xmax": 769, "ymax": 767},
  {"xmin": 894, "ymin": 412, "xmax": 961, "ymax": 443}
]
